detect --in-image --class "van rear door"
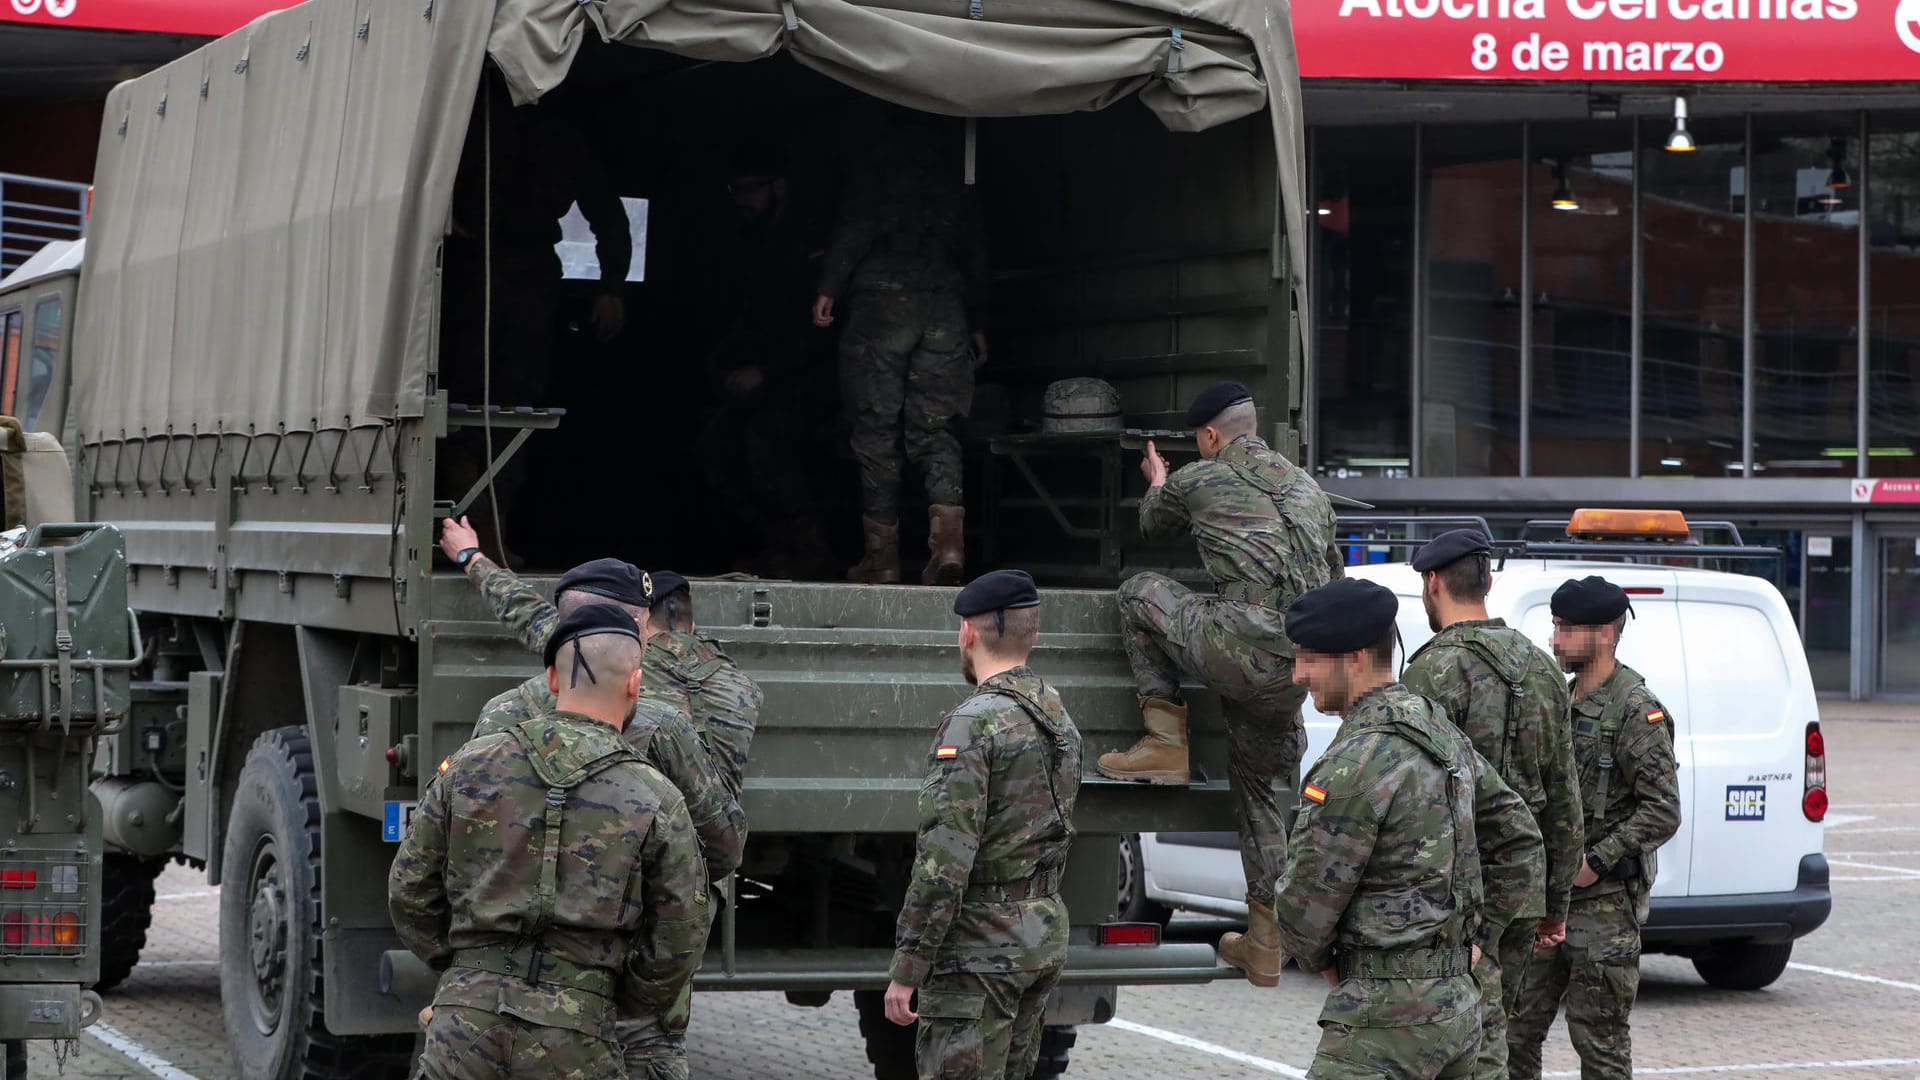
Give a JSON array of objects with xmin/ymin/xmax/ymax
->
[
  {"xmin": 1514, "ymin": 569, "xmax": 1693, "ymax": 899},
  {"xmin": 1672, "ymin": 576, "xmax": 1822, "ymax": 896}
]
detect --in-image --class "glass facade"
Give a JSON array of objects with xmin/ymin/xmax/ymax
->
[{"xmin": 1311, "ymin": 107, "xmax": 1920, "ymax": 483}]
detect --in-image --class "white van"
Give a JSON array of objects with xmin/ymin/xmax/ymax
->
[{"xmin": 1119, "ymin": 516, "xmax": 1832, "ymax": 991}]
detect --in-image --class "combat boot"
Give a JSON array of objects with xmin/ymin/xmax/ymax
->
[
  {"xmin": 1218, "ymin": 898, "xmax": 1283, "ymax": 987},
  {"xmin": 923, "ymin": 504, "xmax": 965, "ymax": 586},
  {"xmin": 847, "ymin": 516, "xmax": 901, "ymax": 584},
  {"xmin": 1095, "ymin": 697, "xmax": 1189, "ymax": 785}
]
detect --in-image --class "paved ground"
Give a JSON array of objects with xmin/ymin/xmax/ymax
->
[{"xmin": 35, "ymin": 702, "xmax": 1920, "ymax": 1079}]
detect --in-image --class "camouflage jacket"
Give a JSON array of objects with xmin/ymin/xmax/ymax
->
[
  {"xmin": 1403, "ymin": 618, "xmax": 1582, "ymax": 923},
  {"xmin": 1570, "ymin": 664, "xmax": 1682, "ymax": 904},
  {"xmin": 1139, "ymin": 435, "xmax": 1344, "ymax": 612},
  {"xmin": 888, "ymin": 667, "xmax": 1082, "ymax": 987},
  {"xmin": 462, "ymin": 558, "xmax": 747, "ymax": 878},
  {"xmin": 472, "ymin": 682, "xmax": 745, "ymax": 882},
  {"xmin": 641, "ymin": 630, "xmax": 763, "ymax": 800},
  {"xmin": 387, "ymin": 711, "xmax": 710, "ymax": 1037},
  {"xmin": 1275, "ymin": 683, "xmax": 1543, "ymax": 1028},
  {"xmin": 816, "ymin": 126, "xmax": 990, "ymax": 324}
]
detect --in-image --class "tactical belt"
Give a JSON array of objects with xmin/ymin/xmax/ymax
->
[
  {"xmin": 965, "ymin": 867, "xmax": 1063, "ymax": 903},
  {"xmin": 1217, "ymin": 581, "xmax": 1286, "ymax": 610},
  {"xmin": 450, "ymin": 944, "xmax": 615, "ymax": 998},
  {"xmin": 1335, "ymin": 945, "xmax": 1473, "ymax": 981}
]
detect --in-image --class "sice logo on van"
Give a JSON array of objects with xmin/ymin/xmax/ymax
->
[{"xmin": 1725, "ymin": 785, "xmax": 1767, "ymax": 821}]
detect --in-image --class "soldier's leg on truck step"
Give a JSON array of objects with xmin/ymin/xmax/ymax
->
[
  {"xmin": 1561, "ymin": 892, "xmax": 1641, "ymax": 1080},
  {"xmin": 1505, "ymin": 911, "xmax": 1579, "ymax": 1080},
  {"xmin": 915, "ymin": 971, "xmax": 1028, "ymax": 1080},
  {"xmin": 1306, "ymin": 1011, "xmax": 1480, "ymax": 1080},
  {"xmin": 1102, "ymin": 573, "xmax": 1204, "ymax": 784},
  {"xmin": 901, "ymin": 290, "xmax": 974, "ymax": 586},
  {"xmin": 841, "ymin": 292, "xmax": 921, "ymax": 583},
  {"xmin": 1217, "ymin": 692, "xmax": 1305, "ymax": 985}
]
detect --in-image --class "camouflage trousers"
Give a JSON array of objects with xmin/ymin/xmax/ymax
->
[
  {"xmin": 915, "ymin": 966, "xmax": 1061, "ymax": 1080},
  {"xmin": 1463, "ymin": 916, "xmax": 1536, "ymax": 1079},
  {"xmin": 416, "ymin": 1006, "xmax": 622, "ymax": 1080},
  {"xmin": 1118, "ymin": 573, "xmax": 1307, "ymax": 906},
  {"xmin": 1306, "ymin": 1011, "xmax": 1481, "ymax": 1079},
  {"xmin": 838, "ymin": 288, "xmax": 974, "ymax": 523},
  {"xmin": 615, "ymin": 983, "xmax": 692, "ymax": 1080},
  {"xmin": 1507, "ymin": 891, "xmax": 1642, "ymax": 1080}
]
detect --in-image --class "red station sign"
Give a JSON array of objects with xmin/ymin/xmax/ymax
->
[
  {"xmin": 1294, "ymin": 0, "xmax": 1920, "ymax": 80},
  {"xmin": 0, "ymin": 0, "xmax": 285, "ymax": 37}
]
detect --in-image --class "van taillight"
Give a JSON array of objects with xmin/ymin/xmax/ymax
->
[{"xmin": 1804, "ymin": 721, "xmax": 1827, "ymax": 822}]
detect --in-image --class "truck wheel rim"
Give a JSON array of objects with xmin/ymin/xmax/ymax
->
[{"xmin": 245, "ymin": 839, "xmax": 289, "ymax": 1035}]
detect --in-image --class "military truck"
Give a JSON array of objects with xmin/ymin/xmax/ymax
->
[{"xmin": 43, "ymin": 0, "xmax": 1313, "ymax": 1076}]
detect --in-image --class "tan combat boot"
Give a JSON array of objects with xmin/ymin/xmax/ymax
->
[
  {"xmin": 1095, "ymin": 697, "xmax": 1190, "ymax": 785},
  {"xmin": 924, "ymin": 504, "xmax": 966, "ymax": 586},
  {"xmin": 847, "ymin": 516, "xmax": 901, "ymax": 584},
  {"xmin": 1219, "ymin": 898, "xmax": 1284, "ymax": 987}
]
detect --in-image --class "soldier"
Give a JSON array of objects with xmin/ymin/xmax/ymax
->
[
  {"xmin": 882, "ymin": 570, "xmax": 1081, "ymax": 1080},
  {"xmin": 1274, "ymin": 577, "xmax": 1544, "ymax": 1079},
  {"xmin": 390, "ymin": 606, "xmax": 710, "ymax": 1080},
  {"xmin": 1097, "ymin": 381, "xmax": 1343, "ymax": 986},
  {"xmin": 1400, "ymin": 529, "xmax": 1582, "ymax": 1079},
  {"xmin": 1508, "ymin": 576, "xmax": 1682, "ymax": 1080},
  {"xmin": 811, "ymin": 109, "xmax": 990, "ymax": 587},
  {"xmin": 640, "ymin": 571, "xmax": 763, "ymax": 800}
]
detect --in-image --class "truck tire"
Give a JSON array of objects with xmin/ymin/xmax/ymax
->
[
  {"xmin": 1691, "ymin": 940, "xmax": 1793, "ymax": 991},
  {"xmin": 219, "ymin": 727, "xmax": 413, "ymax": 1080},
  {"xmin": 1028, "ymin": 1025, "xmax": 1076, "ymax": 1078},
  {"xmin": 1117, "ymin": 835, "xmax": 1172, "ymax": 927},
  {"xmin": 854, "ymin": 988, "xmax": 917, "ymax": 1080},
  {"xmin": 96, "ymin": 853, "xmax": 166, "ymax": 993}
]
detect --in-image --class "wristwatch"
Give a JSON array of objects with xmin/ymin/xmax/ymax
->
[
  {"xmin": 454, "ymin": 547, "xmax": 480, "ymax": 569},
  {"xmin": 1585, "ymin": 851, "xmax": 1608, "ymax": 877}
]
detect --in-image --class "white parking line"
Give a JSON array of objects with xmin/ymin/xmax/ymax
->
[
  {"xmin": 1106, "ymin": 1017, "xmax": 1309, "ymax": 1078},
  {"xmin": 155, "ymin": 890, "xmax": 217, "ymax": 902},
  {"xmin": 86, "ymin": 1022, "xmax": 204, "ymax": 1080},
  {"xmin": 1827, "ymin": 859, "xmax": 1920, "ymax": 877},
  {"xmin": 1545, "ymin": 1058, "xmax": 1920, "ymax": 1076},
  {"xmin": 137, "ymin": 960, "xmax": 219, "ymax": 968},
  {"xmin": 1832, "ymin": 803, "xmax": 1920, "ymax": 809},
  {"xmin": 1789, "ymin": 962, "xmax": 1920, "ymax": 994},
  {"xmin": 1829, "ymin": 850, "xmax": 1920, "ymax": 857},
  {"xmin": 1823, "ymin": 825, "xmax": 1920, "ymax": 834},
  {"xmin": 1832, "ymin": 874, "xmax": 1920, "ymax": 882}
]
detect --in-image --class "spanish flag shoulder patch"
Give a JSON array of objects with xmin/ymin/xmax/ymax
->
[
  {"xmin": 1646, "ymin": 709, "xmax": 1667, "ymax": 724},
  {"xmin": 935, "ymin": 746, "xmax": 959, "ymax": 760},
  {"xmin": 1303, "ymin": 784, "xmax": 1328, "ymax": 804},
  {"xmin": 438, "ymin": 756, "xmax": 452, "ymax": 775}
]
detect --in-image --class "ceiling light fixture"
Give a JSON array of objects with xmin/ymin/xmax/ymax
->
[
  {"xmin": 1551, "ymin": 160, "xmax": 1580, "ymax": 212},
  {"xmin": 1666, "ymin": 96, "xmax": 1696, "ymax": 153},
  {"xmin": 1826, "ymin": 136, "xmax": 1851, "ymax": 190}
]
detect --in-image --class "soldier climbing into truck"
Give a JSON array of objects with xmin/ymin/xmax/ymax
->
[{"xmin": 22, "ymin": 0, "xmax": 1315, "ymax": 1075}]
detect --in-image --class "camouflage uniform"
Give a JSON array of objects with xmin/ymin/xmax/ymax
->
[
  {"xmin": 820, "ymin": 123, "xmax": 989, "ymax": 524},
  {"xmin": 389, "ymin": 712, "xmax": 710, "ymax": 1080},
  {"xmin": 1508, "ymin": 665, "xmax": 1681, "ymax": 1080},
  {"xmin": 641, "ymin": 629, "xmax": 764, "ymax": 800},
  {"xmin": 1402, "ymin": 620, "xmax": 1581, "ymax": 1079},
  {"xmin": 890, "ymin": 667, "xmax": 1081, "ymax": 1080},
  {"xmin": 462, "ymin": 558, "xmax": 746, "ymax": 1078},
  {"xmin": 1275, "ymin": 683, "xmax": 1544, "ymax": 1080},
  {"xmin": 1123, "ymin": 434, "xmax": 1343, "ymax": 905}
]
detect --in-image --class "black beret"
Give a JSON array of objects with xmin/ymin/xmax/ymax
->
[
  {"xmin": 542, "ymin": 603, "xmax": 643, "ymax": 669},
  {"xmin": 556, "ymin": 559, "xmax": 653, "ymax": 608},
  {"xmin": 1184, "ymin": 381, "xmax": 1255, "ymax": 428},
  {"xmin": 1551, "ymin": 576, "xmax": 1632, "ymax": 625},
  {"xmin": 1410, "ymin": 528, "xmax": 1493, "ymax": 573},
  {"xmin": 649, "ymin": 570, "xmax": 690, "ymax": 598},
  {"xmin": 1286, "ymin": 578, "xmax": 1401, "ymax": 654},
  {"xmin": 954, "ymin": 569, "xmax": 1041, "ymax": 617}
]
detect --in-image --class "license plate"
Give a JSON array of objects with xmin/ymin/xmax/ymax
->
[
  {"xmin": 1724, "ymin": 785, "xmax": 1767, "ymax": 821},
  {"xmin": 384, "ymin": 801, "xmax": 418, "ymax": 842}
]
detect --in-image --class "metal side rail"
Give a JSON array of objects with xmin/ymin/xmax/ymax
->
[{"xmin": 690, "ymin": 943, "xmax": 1234, "ymax": 993}]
